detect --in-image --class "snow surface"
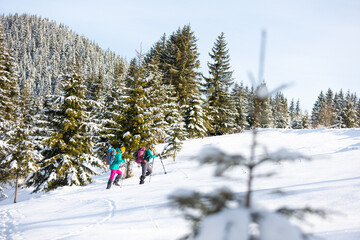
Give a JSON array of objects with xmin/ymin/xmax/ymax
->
[{"xmin": 1, "ymin": 129, "xmax": 360, "ymax": 240}]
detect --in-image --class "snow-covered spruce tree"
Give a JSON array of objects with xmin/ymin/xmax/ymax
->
[
  {"xmin": 144, "ymin": 49, "xmax": 171, "ymax": 144},
  {"xmin": 293, "ymin": 100, "xmax": 303, "ymax": 129},
  {"xmin": 301, "ymin": 111, "xmax": 310, "ymax": 129},
  {"xmin": 162, "ymin": 102, "xmax": 187, "ymax": 162},
  {"xmin": 231, "ymin": 83, "xmax": 249, "ymax": 132},
  {"xmin": 311, "ymin": 91, "xmax": 327, "ymax": 128},
  {"xmin": 289, "ymin": 98, "xmax": 302, "ymax": 129},
  {"xmin": 272, "ymin": 92, "xmax": 290, "ymax": 128},
  {"xmin": 183, "ymin": 92, "xmax": 208, "ymax": 139},
  {"xmin": 0, "ymin": 23, "xmax": 21, "ymax": 185},
  {"xmin": 164, "ymin": 25, "xmax": 202, "ymax": 107},
  {"xmin": 342, "ymin": 91, "xmax": 358, "ymax": 128},
  {"xmin": 324, "ymin": 88, "xmax": 336, "ymax": 127},
  {"xmin": 333, "ymin": 90, "xmax": 345, "ymax": 128},
  {"xmin": 26, "ymin": 63, "xmax": 102, "ymax": 192},
  {"xmin": 148, "ymin": 52, "xmax": 187, "ymax": 159},
  {"xmin": 145, "ymin": 27, "xmax": 206, "ymax": 138},
  {"xmin": 95, "ymin": 63, "xmax": 127, "ymax": 163},
  {"xmin": 169, "ymin": 84, "xmax": 326, "ymax": 240},
  {"xmin": 86, "ymin": 72, "xmax": 107, "ymax": 161},
  {"xmin": 118, "ymin": 54, "xmax": 158, "ymax": 176},
  {"xmin": 202, "ymin": 33, "xmax": 234, "ymax": 135},
  {"xmin": 8, "ymin": 82, "xmax": 42, "ymax": 203}
]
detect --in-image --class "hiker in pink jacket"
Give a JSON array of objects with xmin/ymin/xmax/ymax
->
[{"xmin": 139, "ymin": 143, "xmax": 160, "ymax": 184}]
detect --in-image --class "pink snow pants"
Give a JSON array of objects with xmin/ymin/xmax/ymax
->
[{"xmin": 109, "ymin": 169, "xmax": 122, "ymax": 180}]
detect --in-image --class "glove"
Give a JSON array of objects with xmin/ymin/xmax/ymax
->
[{"xmin": 157, "ymin": 153, "xmax": 161, "ymax": 157}]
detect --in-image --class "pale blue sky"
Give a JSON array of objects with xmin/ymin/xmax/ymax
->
[{"xmin": 1, "ymin": 0, "xmax": 360, "ymax": 111}]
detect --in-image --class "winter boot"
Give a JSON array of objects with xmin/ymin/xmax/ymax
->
[
  {"xmin": 145, "ymin": 171, "xmax": 151, "ymax": 176},
  {"xmin": 139, "ymin": 175, "xmax": 145, "ymax": 185},
  {"xmin": 106, "ymin": 180, "xmax": 113, "ymax": 189},
  {"xmin": 114, "ymin": 175, "xmax": 122, "ymax": 186}
]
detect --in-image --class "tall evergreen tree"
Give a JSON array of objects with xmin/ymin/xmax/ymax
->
[
  {"xmin": 311, "ymin": 91, "xmax": 326, "ymax": 128},
  {"xmin": 203, "ymin": 33, "xmax": 234, "ymax": 135},
  {"xmin": 26, "ymin": 63, "xmax": 102, "ymax": 192},
  {"xmin": 324, "ymin": 88, "xmax": 335, "ymax": 126},
  {"xmin": 0, "ymin": 23, "xmax": 21, "ymax": 185},
  {"xmin": 334, "ymin": 90, "xmax": 345, "ymax": 128},
  {"xmin": 98, "ymin": 65, "xmax": 126, "ymax": 160},
  {"xmin": 8, "ymin": 82, "xmax": 42, "ymax": 203},
  {"xmin": 289, "ymin": 99, "xmax": 296, "ymax": 125},
  {"xmin": 272, "ymin": 92, "xmax": 290, "ymax": 128},
  {"xmin": 294, "ymin": 100, "xmax": 305, "ymax": 129},
  {"xmin": 162, "ymin": 102, "xmax": 187, "ymax": 162},
  {"xmin": 231, "ymin": 83, "xmax": 249, "ymax": 132},
  {"xmin": 342, "ymin": 91, "xmax": 358, "ymax": 128},
  {"xmin": 301, "ymin": 111, "xmax": 310, "ymax": 129},
  {"xmin": 164, "ymin": 25, "xmax": 201, "ymax": 105},
  {"xmin": 182, "ymin": 93, "xmax": 208, "ymax": 138},
  {"xmin": 119, "ymin": 56, "xmax": 154, "ymax": 165}
]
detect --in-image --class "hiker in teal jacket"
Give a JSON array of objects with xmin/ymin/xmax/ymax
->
[
  {"xmin": 107, "ymin": 147, "xmax": 126, "ymax": 189},
  {"xmin": 140, "ymin": 143, "xmax": 160, "ymax": 184}
]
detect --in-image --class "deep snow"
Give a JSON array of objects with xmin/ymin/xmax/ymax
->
[{"xmin": 1, "ymin": 129, "xmax": 360, "ymax": 240}]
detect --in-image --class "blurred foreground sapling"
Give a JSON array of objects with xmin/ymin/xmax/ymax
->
[{"xmin": 169, "ymin": 130, "xmax": 327, "ymax": 240}]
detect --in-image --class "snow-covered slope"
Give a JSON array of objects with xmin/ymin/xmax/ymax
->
[{"xmin": 1, "ymin": 129, "xmax": 360, "ymax": 240}]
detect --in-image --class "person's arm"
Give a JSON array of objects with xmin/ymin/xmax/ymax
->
[
  {"xmin": 114, "ymin": 152, "xmax": 125, "ymax": 164},
  {"xmin": 118, "ymin": 152, "xmax": 125, "ymax": 163},
  {"xmin": 144, "ymin": 150, "xmax": 157, "ymax": 163}
]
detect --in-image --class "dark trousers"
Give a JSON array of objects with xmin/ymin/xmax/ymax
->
[{"xmin": 141, "ymin": 162, "xmax": 152, "ymax": 177}]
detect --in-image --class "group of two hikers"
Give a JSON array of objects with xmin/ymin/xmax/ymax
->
[{"xmin": 106, "ymin": 143, "xmax": 161, "ymax": 189}]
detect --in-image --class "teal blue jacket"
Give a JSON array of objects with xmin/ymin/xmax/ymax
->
[
  {"xmin": 109, "ymin": 149, "xmax": 125, "ymax": 170},
  {"xmin": 143, "ymin": 149, "xmax": 157, "ymax": 163}
]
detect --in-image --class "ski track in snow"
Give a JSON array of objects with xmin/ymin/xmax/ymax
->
[
  {"xmin": 54, "ymin": 198, "xmax": 116, "ymax": 240},
  {"xmin": 0, "ymin": 208, "xmax": 22, "ymax": 240}
]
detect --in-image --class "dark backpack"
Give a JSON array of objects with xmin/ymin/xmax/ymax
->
[
  {"xmin": 106, "ymin": 148, "xmax": 116, "ymax": 165},
  {"xmin": 134, "ymin": 147, "xmax": 146, "ymax": 164}
]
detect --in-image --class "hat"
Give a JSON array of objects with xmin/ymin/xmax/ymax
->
[
  {"xmin": 120, "ymin": 146, "xmax": 125, "ymax": 152},
  {"xmin": 149, "ymin": 144, "xmax": 155, "ymax": 149}
]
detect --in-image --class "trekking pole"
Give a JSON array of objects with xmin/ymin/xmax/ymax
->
[{"xmin": 159, "ymin": 156, "xmax": 167, "ymax": 174}]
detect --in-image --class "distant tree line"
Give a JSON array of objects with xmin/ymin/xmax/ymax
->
[
  {"xmin": 0, "ymin": 14, "xmax": 358, "ymax": 197},
  {"xmin": 311, "ymin": 88, "xmax": 359, "ymax": 128}
]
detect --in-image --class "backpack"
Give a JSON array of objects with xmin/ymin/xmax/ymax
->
[
  {"xmin": 134, "ymin": 147, "xmax": 146, "ymax": 164},
  {"xmin": 106, "ymin": 148, "xmax": 116, "ymax": 165}
]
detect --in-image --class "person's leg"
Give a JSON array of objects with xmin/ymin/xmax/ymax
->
[
  {"xmin": 114, "ymin": 169, "xmax": 123, "ymax": 186},
  {"xmin": 109, "ymin": 170, "xmax": 117, "ymax": 181},
  {"xmin": 141, "ymin": 163, "xmax": 147, "ymax": 177},
  {"xmin": 145, "ymin": 164, "xmax": 152, "ymax": 176},
  {"xmin": 140, "ymin": 163, "xmax": 146, "ymax": 184},
  {"xmin": 107, "ymin": 170, "xmax": 116, "ymax": 189}
]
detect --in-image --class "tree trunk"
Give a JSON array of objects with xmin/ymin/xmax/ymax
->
[{"xmin": 14, "ymin": 172, "xmax": 19, "ymax": 204}]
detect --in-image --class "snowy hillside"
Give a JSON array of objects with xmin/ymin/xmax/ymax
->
[{"xmin": 1, "ymin": 129, "xmax": 360, "ymax": 240}]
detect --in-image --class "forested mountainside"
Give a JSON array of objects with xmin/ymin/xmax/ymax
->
[
  {"xmin": 1, "ymin": 12, "xmax": 359, "ymax": 197},
  {"xmin": 0, "ymin": 13, "xmax": 126, "ymax": 98}
]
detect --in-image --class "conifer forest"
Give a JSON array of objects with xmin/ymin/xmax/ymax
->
[{"xmin": 0, "ymin": 13, "xmax": 359, "ymax": 192}]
